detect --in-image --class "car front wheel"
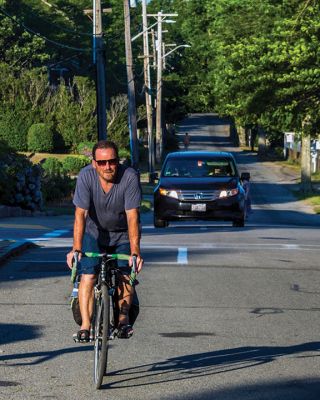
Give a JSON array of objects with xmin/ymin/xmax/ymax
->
[
  {"xmin": 154, "ymin": 214, "xmax": 167, "ymax": 228},
  {"xmin": 232, "ymin": 216, "xmax": 245, "ymax": 227}
]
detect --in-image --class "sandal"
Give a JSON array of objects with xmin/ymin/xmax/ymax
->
[
  {"xmin": 74, "ymin": 329, "xmax": 90, "ymax": 343},
  {"xmin": 117, "ymin": 324, "xmax": 133, "ymax": 339}
]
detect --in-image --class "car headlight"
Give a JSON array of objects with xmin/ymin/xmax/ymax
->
[
  {"xmin": 159, "ymin": 188, "xmax": 179, "ymax": 199},
  {"xmin": 219, "ymin": 188, "xmax": 239, "ymax": 198}
]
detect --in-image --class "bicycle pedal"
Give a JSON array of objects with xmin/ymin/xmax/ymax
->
[{"xmin": 73, "ymin": 333, "xmax": 93, "ymax": 343}]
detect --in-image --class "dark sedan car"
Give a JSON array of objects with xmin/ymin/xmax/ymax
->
[{"xmin": 153, "ymin": 151, "xmax": 249, "ymax": 228}]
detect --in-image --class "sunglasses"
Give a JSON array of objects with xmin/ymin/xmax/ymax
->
[{"xmin": 95, "ymin": 158, "xmax": 118, "ymax": 167}]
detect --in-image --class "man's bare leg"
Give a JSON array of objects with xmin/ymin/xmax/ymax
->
[
  {"xmin": 78, "ymin": 274, "xmax": 96, "ymax": 331},
  {"xmin": 117, "ymin": 275, "xmax": 134, "ymax": 337}
]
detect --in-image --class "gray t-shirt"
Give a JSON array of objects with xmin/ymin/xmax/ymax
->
[{"xmin": 73, "ymin": 164, "xmax": 141, "ymax": 246}]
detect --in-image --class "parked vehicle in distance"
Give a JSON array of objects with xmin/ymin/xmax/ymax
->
[{"xmin": 153, "ymin": 151, "xmax": 250, "ymax": 228}]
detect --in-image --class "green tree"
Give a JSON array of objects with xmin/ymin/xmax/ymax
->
[
  {"xmin": 211, "ymin": 0, "xmax": 320, "ymax": 192},
  {"xmin": 53, "ymin": 77, "xmax": 97, "ymax": 149}
]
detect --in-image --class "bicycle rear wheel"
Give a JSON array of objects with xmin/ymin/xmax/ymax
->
[{"xmin": 93, "ymin": 284, "xmax": 110, "ymax": 389}]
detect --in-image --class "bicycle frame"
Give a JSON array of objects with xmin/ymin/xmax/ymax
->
[
  {"xmin": 94, "ymin": 255, "xmax": 121, "ymax": 340},
  {"xmin": 71, "ymin": 251, "xmax": 137, "ymax": 389}
]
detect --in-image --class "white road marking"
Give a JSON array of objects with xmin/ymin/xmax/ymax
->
[
  {"xmin": 177, "ymin": 247, "xmax": 188, "ymax": 264},
  {"xmin": 283, "ymin": 244, "xmax": 300, "ymax": 249}
]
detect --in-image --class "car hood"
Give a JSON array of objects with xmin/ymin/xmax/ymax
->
[{"xmin": 157, "ymin": 177, "xmax": 239, "ymax": 190}]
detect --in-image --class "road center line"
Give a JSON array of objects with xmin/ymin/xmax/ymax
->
[{"xmin": 177, "ymin": 247, "xmax": 188, "ymax": 264}]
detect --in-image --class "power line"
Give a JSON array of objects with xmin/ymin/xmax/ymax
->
[
  {"xmin": 0, "ymin": 7, "xmax": 91, "ymax": 53},
  {"xmin": 22, "ymin": 3, "xmax": 92, "ymax": 37}
]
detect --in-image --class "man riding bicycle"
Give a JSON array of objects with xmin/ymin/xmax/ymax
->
[{"xmin": 66, "ymin": 140, "xmax": 143, "ymax": 342}]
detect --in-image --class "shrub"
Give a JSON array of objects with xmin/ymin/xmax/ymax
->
[
  {"xmin": 119, "ymin": 148, "xmax": 131, "ymax": 159},
  {"xmin": 41, "ymin": 157, "xmax": 63, "ymax": 176},
  {"xmin": 40, "ymin": 157, "xmax": 75, "ymax": 203},
  {"xmin": 0, "ymin": 108, "xmax": 29, "ymax": 151},
  {"xmin": 62, "ymin": 156, "xmax": 90, "ymax": 175},
  {"xmin": 41, "ymin": 174, "xmax": 75, "ymax": 203},
  {"xmin": 0, "ymin": 140, "xmax": 42, "ymax": 210},
  {"xmin": 76, "ymin": 141, "xmax": 95, "ymax": 158},
  {"xmin": 27, "ymin": 123, "xmax": 54, "ymax": 152}
]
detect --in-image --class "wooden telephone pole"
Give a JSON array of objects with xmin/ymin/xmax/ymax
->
[
  {"xmin": 124, "ymin": 0, "xmax": 139, "ymax": 169},
  {"xmin": 141, "ymin": 0, "xmax": 154, "ymax": 182},
  {"xmin": 84, "ymin": 1, "xmax": 111, "ymax": 141},
  {"xmin": 147, "ymin": 12, "xmax": 177, "ymax": 163}
]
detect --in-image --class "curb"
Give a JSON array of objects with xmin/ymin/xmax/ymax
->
[{"xmin": 0, "ymin": 241, "xmax": 37, "ymax": 266}]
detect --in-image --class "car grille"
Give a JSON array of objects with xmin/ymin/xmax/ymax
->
[{"xmin": 178, "ymin": 190, "xmax": 221, "ymax": 202}]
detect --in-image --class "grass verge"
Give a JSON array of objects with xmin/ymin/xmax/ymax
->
[
  {"xmin": 267, "ymin": 160, "xmax": 320, "ymax": 214},
  {"xmin": 141, "ymin": 199, "xmax": 152, "ymax": 213}
]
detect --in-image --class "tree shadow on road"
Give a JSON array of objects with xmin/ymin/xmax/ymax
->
[
  {"xmin": 0, "ymin": 342, "xmax": 92, "ymax": 366},
  {"xmin": 160, "ymin": 378, "xmax": 320, "ymax": 400},
  {"xmin": 103, "ymin": 341, "xmax": 320, "ymax": 391},
  {"xmin": 0, "ymin": 323, "xmax": 42, "ymax": 345}
]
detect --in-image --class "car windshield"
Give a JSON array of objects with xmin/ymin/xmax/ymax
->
[{"xmin": 163, "ymin": 158, "xmax": 236, "ymax": 178}]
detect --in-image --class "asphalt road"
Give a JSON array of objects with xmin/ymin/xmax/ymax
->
[{"xmin": 1, "ymin": 114, "xmax": 320, "ymax": 399}]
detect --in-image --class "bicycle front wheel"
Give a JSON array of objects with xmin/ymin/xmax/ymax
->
[{"xmin": 93, "ymin": 284, "xmax": 110, "ymax": 389}]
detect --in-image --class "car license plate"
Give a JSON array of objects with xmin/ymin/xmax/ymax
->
[{"xmin": 191, "ymin": 203, "xmax": 206, "ymax": 212}]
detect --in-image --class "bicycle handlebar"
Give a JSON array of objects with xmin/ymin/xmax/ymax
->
[{"xmin": 71, "ymin": 252, "xmax": 137, "ymax": 286}]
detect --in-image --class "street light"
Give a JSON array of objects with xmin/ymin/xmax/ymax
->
[
  {"xmin": 131, "ymin": 19, "xmax": 175, "ymax": 42},
  {"xmin": 162, "ymin": 44, "xmax": 191, "ymax": 59}
]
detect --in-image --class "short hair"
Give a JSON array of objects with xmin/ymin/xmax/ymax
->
[{"xmin": 92, "ymin": 140, "xmax": 119, "ymax": 160}]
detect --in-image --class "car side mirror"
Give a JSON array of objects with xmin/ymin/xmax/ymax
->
[
  {"xmin": 241, "ymin": 172, "xmax": 250, "ymax": 181},
  {"xmin": 150, "ymin": 172, "xmax": 159, "ymax": 182}
]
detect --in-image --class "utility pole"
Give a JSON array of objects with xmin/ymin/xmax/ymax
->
[
  {"xmin": 84, "ymin": 2, "xmax": 111, "ymax": 141},
  {"xmin": 151, "ymin": 29, "xmax": 157, "ymax": 70},
  {"xmin": 93, "ymin": 0, "xmax": 107, "ymax": 141},
  {"xmin": 124, "ymin": 0, "xmax": 139, "ymax": 169},
  {"xmin": 147, "ymin": 12, "xmax": 177, "ymax": 164},
  {"xmin": 155, "ymin": 11, "xmax": 163, "ymax": 164},
  {"xmin": 141, "ymin": 0, "xmax": 154, "ymax": 182}
]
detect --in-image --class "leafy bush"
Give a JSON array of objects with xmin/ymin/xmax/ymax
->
[
  {"xmin": 0, "ymin": 140, "xmax": 42, "ymax": 210},
  {"xmin": 0, "ymin": 108, "xmax": 29, "ymax": 151},
  {"xmin": 41, "ymin": 157, "xmax": 63, "ymax": 176},
  {"xmin": 41, "ymin": 174, "xmax": 75, "ymax": 203},
  {"xmin": 119, "ymin": 148, "xmax": 131, "ymax": 159},
  {"xmin": 76, "ymin": 141, "xmax": 95, "ymax": 158},
  {"xmin": 41, "ymin": 157, "xmax": 75, "ymax": 203},
  {"xmin": 27, "ymin": 123, "xmax": 54, "ymax": 152},
  {"xmin": 62, "ymin": 156, "xmax": 90, "ymax": 175}
]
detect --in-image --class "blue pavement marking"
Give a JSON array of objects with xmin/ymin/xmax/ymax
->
[
  {"xmin": 177, "ymin": 247, "xmax": 188, "ymax": 264},
  {"xmin": 43, "ymin": 229, "xmax": 69, "ymax": 238},
  {"xmin": 26, "ymin": 229, "xmax": 71, "ymax": 242}
]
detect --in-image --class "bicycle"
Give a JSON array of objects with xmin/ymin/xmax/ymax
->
[{"xmin": 71, "ymin": 251, "xmax": 137, "ymax": 389}]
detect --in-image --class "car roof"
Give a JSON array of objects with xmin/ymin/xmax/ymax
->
[{"xmin": 165, "ymin": 151, "xmax": 235, "ymax": 160}]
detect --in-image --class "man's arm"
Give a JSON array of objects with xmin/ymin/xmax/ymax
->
[
  {"xmin": 73, "ymin": 207, "xmax": 87, "ymax": 250},
  {"xmin": 126, "ymin": 208, "xmax": 143, "ymax": 272},
  {"xmin": 66, "ymin": 207, "xmax": 87, "ymax": 268}
]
